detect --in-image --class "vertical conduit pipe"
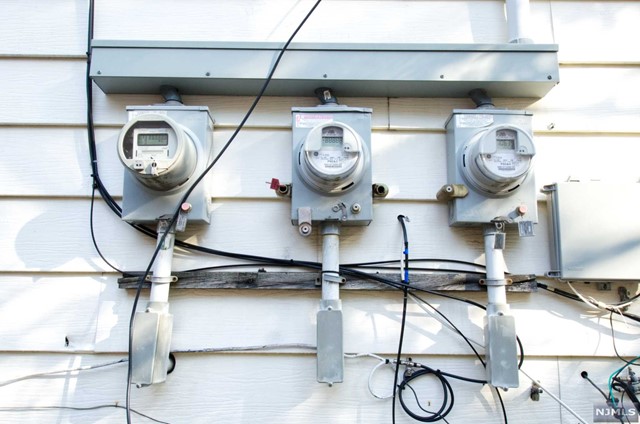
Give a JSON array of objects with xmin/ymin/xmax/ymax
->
[
  {"xmin": 321, "ymin": 222, "xmax": 341, "ymax": 301},
  {"xmin": 484, "ymin": 228, "xmax": 508, "ymax": 310},
  {"xmin": 483, "ymin": 224, "xmax": 519, "ymax": 389},
  {"xmin": 149, "ymin": 220, "xmax": 176, "ymax": 304},
  {"xmin": 505, "ymin": 0, "xmax": 533, "ymax": 44},
  {"xmin": 131, "ymin": 219, "xmax": 175, "ymax": 386},
  {"xmin": 317, "ymin": 222, "xmax": 344, "ymax": 385}
]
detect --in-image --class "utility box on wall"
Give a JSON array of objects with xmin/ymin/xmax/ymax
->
[
  {"xmin": 544, "ymin": 182, "xmax": 640, "ymax": 281},
  {"xmin": 291, "ymin": 105, "xmax": 373, "ymax": 234},
  {"xmin": 117, "ymin": 105, "xmax": 214, "ymax": 224},
  {"xmin": 443, "ymin": 109, "xmax": 538, "ymax": 226}
]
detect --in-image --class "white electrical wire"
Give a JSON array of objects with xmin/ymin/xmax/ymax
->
[
  {"xmin": 173, "ymin": 343, "xmax": 317, "ymax": 353},
  {"xmin": 0, "ymin": 358, "xmax": 128, "ymax": 388},
  {"xmin": 567, "ymin": 282, "xmax": 635, "ymax": 311},
  {"xmin": 0, "ymin": 344, "xmax": 317, "ymax": 389},
  {"xmin": 519, "ymin": 368, "xmax": 589, "ymax": 424},
  {"xmin": 345, "ymin": 353, "xmax": 394, "ymax": 399}
]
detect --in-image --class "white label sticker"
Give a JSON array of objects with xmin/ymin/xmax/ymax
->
[
  {"xmin": 295, "ymin": 114, "xmax": 333, "ymax": 128},
  {"xmin": 457, "ymin": 114, "xmax": 493, "ymax": 128},
  {"xmin": 129, "ymin": 110, "xmax": 168, "ymax": 118}
]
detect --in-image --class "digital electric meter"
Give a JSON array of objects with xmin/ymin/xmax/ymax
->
[
  {"xmin": 442, "ymin": 109, "xmax": 538, "ymax": 226},
  {"xmin": 291, "ymin": 105, "xmax": 373, "ymax": 233},
  {"xmin": 118, "ymin": 114, "xmax": 197, "ymax": 191},
  {"xmin": 298, "ymin": 123, "xmax": 366, "ymax": 193},
  {"xmin": 117, "ymin": 105, "xmax": 213, "ymax": 224},
  {"xmin": 461, "ymin": 124, "xmax": 535, "ymax": 196}
]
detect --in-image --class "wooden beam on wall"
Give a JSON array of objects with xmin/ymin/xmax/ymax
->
[{"xmin": 118, "ymin": 271, "xmax": 537, "ymax": 292}]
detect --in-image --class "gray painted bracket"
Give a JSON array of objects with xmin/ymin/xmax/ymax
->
[
  {"xmin": 90, "ymin": 40, "xmax": 559, "ymax": 98},
  {"xmin": 118, "ymin": 271, "xmax": 537, "ymax": 292}
]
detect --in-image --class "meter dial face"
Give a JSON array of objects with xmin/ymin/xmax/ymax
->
[
  {"xmin": 298, "ymin": 122, "xmax": 366, "ymax": 193},
  {"xmin": 307, "ymin": 126, "xmax": 359, "ymax": 179},
  {"xmin": 476, "ymin": 129, "xmax": 530, "ymax": 181}
]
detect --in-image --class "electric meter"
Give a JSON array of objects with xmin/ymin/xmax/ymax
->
[
  {"xmin": 461, "ymin": 125, "xmax": 535, "ymax": 196},
  {"xmin": 118, "ymin": 113, "xmax": 197, "ymax": 191},
  {"xmin": 442, "ymin": 109, "xmax": 538, "ymax": 226},
  {"xmin": 298, "ymin": 122, "xmax": 366, "ymax": 193},
  {"xmin": 118, "ymin": 105, "xmax": 214, "ymax": 224},
  {"xmin": 291, "ymin": 105, "xmax": 373, "ymax": 233}
]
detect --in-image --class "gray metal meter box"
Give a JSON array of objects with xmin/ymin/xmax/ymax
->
[
  {"xmin": 291, "ymin": 105, "xmax": 373, "ymax": 229},
  {"xmin": 544, "ymin": 182, "xmax": 640, "ymax": 281},
  {"xmin": 118, "ymin": 105, "xmax": 214, "ymax": 224},
  {"xmin": 444, "ymin": 109, "xmax": 538, "ymax": 226}
]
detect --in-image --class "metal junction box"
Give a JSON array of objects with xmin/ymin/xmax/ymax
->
[
  {"xmin": 291, "ymin": 105, "xmax": 373, "ymax": 229},
  {"xmin": 544, "ymin": 182, "xmax": 640, "ymax": 281},
  {"xmin": 90, "ymin": 41, "xmax": 559, "ymax": 99},
  {"xmin": 119, "ymin": 105, "xmax": 214, "ymax": 224},
  {"xmin": 444, "ymin": 109, "xmax": 538, "ymax": 226}
]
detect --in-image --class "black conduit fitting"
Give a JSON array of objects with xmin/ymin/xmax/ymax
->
[
  {"xmin": 160, "ymin": 85, "xmax": 183, "ymax": 105},
  {"xmin": 468, "ymin": 88, "xmax": 495, "ymax": 109},
  {"xmin": 315, "ymin": 87, "xmax": 338, "ymax": 105}
]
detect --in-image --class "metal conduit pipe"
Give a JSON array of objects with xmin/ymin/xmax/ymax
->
[
  {"xmin": 483, "ymin": 223, "xmax": 519, "ymax": 389},
  {"xmin": 317, "ymin": 222, "xmax": 344, "ymax": 386},
  {"xmin": 505, "ymin": 0, "xmax": 533, "ymax": 44},
  {"xmin": 149, "ymin": 220, "xmax": 176, "ymax": 304}
]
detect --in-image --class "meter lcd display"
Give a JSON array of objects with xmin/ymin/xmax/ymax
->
[
  {"xmin": 496, "ymin": 130, "xmax": 516, "ymax": 150},
  {"xmin": 321, "ymin": 126, "xmax": 343, "ymax": 145},
  {"xmin": 138, "ymin": 133, "xmax": 169, "ymax": 146}
]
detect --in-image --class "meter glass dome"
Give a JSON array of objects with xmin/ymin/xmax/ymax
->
[
  {"xmin": 462, "ymin": 125, "xmax": 534, "ymax": 196},
  {"xmin": 118, "ymin": 114, "xmax": 197, "ymax": 191}
]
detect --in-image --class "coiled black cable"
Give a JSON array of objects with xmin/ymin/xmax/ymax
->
[{"xmin": 398, "ymin": 367, "xmax": 455, "ymax": 422}]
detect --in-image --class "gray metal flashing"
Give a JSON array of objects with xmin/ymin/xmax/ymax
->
[{"xmin": 90, "ymin": 40, "xmax": 559, "ymax": 98}]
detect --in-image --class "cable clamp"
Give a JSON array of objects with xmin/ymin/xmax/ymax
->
[
  {"xmin": 479, "ymin": 278, "xmax": 513, "ymax": 287},
  {"xmin": 145, "ymin": 275, "xmax": 178, "ymax": 284},
  {"xmin": 315, "ymin": 271, "xmax": 346, "ymax": 286}
]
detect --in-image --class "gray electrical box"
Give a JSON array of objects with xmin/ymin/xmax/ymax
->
[
  {"xmin": 443, "ymin": 109, "xmax": 538, "ymax": 226},
  {"xmin": 291, "ymin": 105, "xmax": 373, "ymax": 234},
  {"xmin": 118, "ymin": 105, "xmax": 214, "ymax": 224},
  {"xmin": 544, "ymin": 182, "xmax": 640, "ymax": 281}
]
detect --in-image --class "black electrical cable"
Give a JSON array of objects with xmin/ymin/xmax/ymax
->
[
  {"xmin": 89, "ymin": 188, "xmax": 124, "ymax": 273},
  {"xmin": 398, "ymin": 367, "xmax": 455, "ymax": 422},
  {"xmin": 609, "ymin": 312, "xmax": 640, "ymax": 367},
  {"xmin": 85, "ymin": 0, "xmax": 127, "ymax": 275},
  {"xmin": 395, "ymin": 360, "xmax": 489, "ymax": 423},
  {"xmin": 538, "ymin": 283, "xmax": 640, "ymax": 324},
  {"xmin": 343, "ymin": 258, "xmax": 487, "ymax": 270},
  {"xmin": 404, "ymin": 383, "xmax": 451, "ymax": 424},
  {"xmin": 352, "ymin": 265, "xmax": 487, "ymax": 275},
  {"xmin": 494, "ymin": 388, "xmax": 508, "ymax": 424},
  {"xmin": 392, "ymin": 215, "xmax": 411, "ymax": 424},
  {"xmin": 410, "ymin": 293, "xmax": 485, "ymax": 366}
]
